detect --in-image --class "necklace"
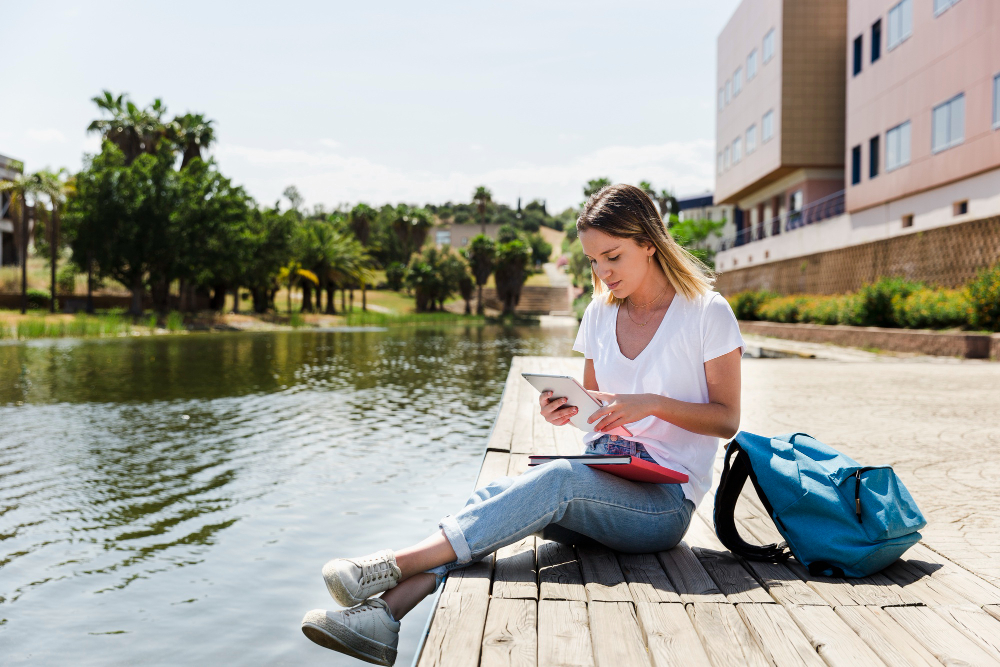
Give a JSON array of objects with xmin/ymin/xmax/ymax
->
[{"xmin": 625, "ymin": 284, "xmax": 668, "ymax": 327}]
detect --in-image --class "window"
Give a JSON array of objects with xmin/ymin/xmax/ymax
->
[
  {"xmin": 851, "ymin": 145, "xmax": 862, "ymax": 185},
  {"xmin": 717, "ymin": 152, "xmax": 724, "ymax": 175},
  {"xmin": 901, "ymin": 214, "xmax": 914, "ymax": 228},
  {"xmin": 886, "ymin": 121, "xmax": 911, "ymax": 171},
  {"xmin": 435, "ymin": 230, "xmax": 451, "ymax": 245},
  {"xmin": 733, "ymin": 67, "xmax": 743, "ymax": 96},
  {"xmin": 747, "ymin": 49, "xmax": 758, "ymax": 80},
  {"xmin": 746, "ymin": 125, "xmax": 757, "ymax": 154},
  {"xmin": 461, "ymin": 236, "xmax": 469, "ymax": 246},
  {"xmin": 733, "ymin": 137, "xmax": 742, "ymax": 164},
  {"xmin": 763, "ymin": 28, "xmax": 775, "ymax": 63},
  {"xmin": 853, "ymin": 35, "xmax": 863, "ymax": 76},
  {"xmin": 762, "ymin": 110, "xmax": 774, "ymax": 142},
  {"xmin": 718, "ymin": 88, "xmax": 725, "ymax": 112},
  {"xmin": 725, "ymin": 80, "xmax": 731, "ymax": 104},
  {"xmin": 869, "ymin": 135, "xmax": 880, "ymax": 178},
  {"xmin": 993, "ymin": 74, "xmax": 1000, "ymax": 129},
  {"xmin": 932, "ymin": 94, "xmax": 965, "ymax": 153},
  {"xmin": 888, "ymin": 0, "xmax": 912, "ymax": 50},
  {"xmin": 789, "ymin": 191, "xmax": 803, "ymax": 212},
  {"xmin": 935, "ymin": 0, "xmax": 961, "ymax": 15},
  {"xmin": 953, "ymin": 200, "xmax": 968, "ymax": 216},
  {"xmin": 872, "ymin": 20, "xmax": 882, "ymax": 62},
  {"xmin": 724, "ymin": 146, "xmax": 731, "ymax": 169}
]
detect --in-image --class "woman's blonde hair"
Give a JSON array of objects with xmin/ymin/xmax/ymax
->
[{"xmin": 577, "ymin": 183, "xmax": 715, "ymax": 304}]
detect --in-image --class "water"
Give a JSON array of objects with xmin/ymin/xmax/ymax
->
[{"xmin": 0, "ymin": 325, "xmax": 576, "ymax": 665}]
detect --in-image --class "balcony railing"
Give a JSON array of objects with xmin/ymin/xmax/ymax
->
[{"xmin": 720, "ymin": 190, "xmax": 844, "ymax": 251}]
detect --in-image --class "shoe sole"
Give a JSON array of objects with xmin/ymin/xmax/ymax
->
[
  {"xmin": 322, "ymin": 561, "xmax": 365, "ymax": 607},
  {"xmin": 302, "ymin": 619, "xmax": 397, "ymax": 666}
]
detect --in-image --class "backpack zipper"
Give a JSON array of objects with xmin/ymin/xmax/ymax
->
[{"xmin": 854, "ymin": 466, "xmax": 879, "ymax": 523}]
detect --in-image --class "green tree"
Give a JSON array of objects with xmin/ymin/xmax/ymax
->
[
  {"xmin": 34, "ymin": 169, "xmax": 72, "ymax": 312},
  {"xmin": 668, "ymin": 217, "xmax": 725, "ymax": 267},
  {"xmin": 462, "ymin": 234, "xmax": 496, "ymax": 315},
  {"xmin": 584, "ymin": 178, "xmax": 612, "ymax": 199},
  {"xmin": 639, "ymin": 180, "xmax": 678, "ymax": 221},
  {"xmin": 0, "ymin": 172, "xmax": 46, "ymax": 313},
  {"xmin": 494, "ymin": 238, "xmax": 531, "ymax": 315},
  {"xmin": 348, "ymin": 203, "xmax": 377, "ymax": 246},
  {"xmin": 87, "ymin": 91, "xmax": 168, "ymax": 165},
  {"xmin": 169, "ymin": 113, "xmax": 216, "ymax": 169},
  {"xmin": 473, "ymin": 186, "xmax": 493, "ymax": 235}
]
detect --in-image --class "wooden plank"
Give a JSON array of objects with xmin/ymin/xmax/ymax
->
[
  {"xmin": 932, "ymin": 605, "xmax": 1000, "ymax": 662},
  {"xmin": 510, "ymin": 376, "xmax": 536, "ymax": 454},
  {"xmin": 683, "ymin": 513, "xmax": 726, "ymax": 551},
  {"xmin": 738, "ymin": 603, "xmax": 826, "ymax": 667},
  {"xmin": 576, "ymin": 544, "xmax": 632, "ymax": 602},
  {"xmin": 507, "ymin": 453, "xmax": 530, "ymax": 477},
  {"xmin": 907, "ymin": 543, "xmax": 1000, "ymax": 606},
  {"xmin": 417, "ymin": 591, "xmax": 490, "ymax": 667},
  {"xmin": 552, "ymin": 422, "xmax": 584, "ymax": 457},
  {"xmin": 835, "ymin": 606, "xmax": 943, "ymax": 667},
  {"xmin": 617, "ymin": 552, "xmax": 682, "ymax": 603},
  {"xmin": 481, "ymin": 598, "xmax": 538, "ymax": 667},
  {"xmin": 538, "ymin": 600, "xmax": 594, "ymax": 667},
  {"xmin": 692, "ymin": 547, "xmax": 773, "ymax": 604},
  {"xmin": 881, "ymin": 558, "xmax": 977, "ymax": 608},
  {"xmin": 477, "ymin": 451, "xmax": 512, "ymax": 490},
  {"xmin": 587, "ymin": 601, "xmax": 651, "ymax": 666},
  {"xmin": 485, "ymin": 365, "xmax": 522, "ymax": 452},
  {"xmin": 635, "ymin": 602, "xmax": 712, "ymax": 667},
  {"xmin": 443, "ymin": 554, "xmax": 494, "ymax": 595},
  {"xmin": 986, "ymin": 605, "xmax": 1000, "ymax": 624},
  {"xmin": 494, "ymin": 536, "xmax": 538, "ymax": 600},
  {"xmin": 532, "ymin": 401, "xmax": 558, "ymax": 456},
  {"xmin": 687, "ymin": 602, "xmax": 771, "ymax": 667},
  {"xmin": 785, "ymin": 559, "xmax": 918, "ymax": 607},
  {"xmin": 657, "ymin": 542, "xmax": 726, "ymax": 603},
  {"xmin": 886, "ymin": 606, "xmax": 1000, "ymax": 666},
  {"xmin": 537, "ymin": 539, "xmax": 586, "ymax": 602},
  {"xmin": 742, "ymin": 559, "xmax": 828, "ymax": 606},
  {"xmin": 786, "ymin": 605, "xmax": 887, "ymax": 667}
]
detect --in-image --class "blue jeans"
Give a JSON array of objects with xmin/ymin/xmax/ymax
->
[{"xmin": 426, "ymin": 434, "xmax": 695, "ymax": 587}]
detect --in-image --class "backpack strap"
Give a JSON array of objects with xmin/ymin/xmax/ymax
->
[{"xmin": 714, "ymin": 440, "xmax": 790, "ymax": 562}]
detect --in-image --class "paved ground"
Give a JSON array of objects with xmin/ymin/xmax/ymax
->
[{"xmin": 740, "ymin": 350, "xmax": 1000, "ymax": 584}]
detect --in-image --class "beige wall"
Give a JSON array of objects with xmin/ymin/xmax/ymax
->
[
  {"xmin": 846, "ymin": 0, "xmax": 1000, "ymax": 212},
  {"xmin": 716, "ymin": 0, "xmax": 847, "ymax": 205},
  {"xmin": 434, "ymin": 223, "xmax": 502, "ymax": 249}
]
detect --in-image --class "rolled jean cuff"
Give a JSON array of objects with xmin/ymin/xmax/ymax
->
[{"xmin": 438, "ymin": 514, "xmax": 473, "ymax": 564}]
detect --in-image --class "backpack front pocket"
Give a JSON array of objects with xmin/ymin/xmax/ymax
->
[{"xmin": 838, "ymin": 466, "xmax": 926, "ymax": 542}]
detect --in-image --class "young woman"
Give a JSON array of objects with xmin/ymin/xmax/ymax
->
[{"xmin": 300, "ymin": 183, "xmax": 745, "ymax": 665}]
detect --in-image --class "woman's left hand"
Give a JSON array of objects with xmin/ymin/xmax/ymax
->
[{"xmin": 586, "ymin": 391, "xmax": 654, "ymax": 433}]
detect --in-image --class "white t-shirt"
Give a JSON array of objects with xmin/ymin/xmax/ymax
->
[{"xmin": 572, "ymin": 289, "xmax": 745, "ymax": 507}]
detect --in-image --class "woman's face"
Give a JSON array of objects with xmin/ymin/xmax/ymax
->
[{"xmin": 578, "ymin": 228, "xmax": 656, "ymax": 299}]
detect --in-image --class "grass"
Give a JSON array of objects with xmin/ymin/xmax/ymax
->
[
  {"xmin": 165, "ymin": 311, "xmax": 185, "ymax": 332},
  {"xmin": 342, "ymin": 310, "xmax": 487, "ymax": 327},
  {"xmin": 0, "ymin": 310, "xmax": 133, "ymax": 340}
]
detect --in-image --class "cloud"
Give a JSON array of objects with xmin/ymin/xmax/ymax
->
[
  {"xmin": 469, "ymin": 144, "xmax": 484, "ymax": 151},
  {"xmin": 214, "ymin": 139, "xmax": 715, "ymax": 211},
  {"xmin": 27, "ymin": 128, "xmax": 66, "ymax": 143},
  {"xmin": 319, "ymin": 138, "xmax": 341, "ymax": 149}
]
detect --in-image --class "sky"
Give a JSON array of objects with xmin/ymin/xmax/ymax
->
[{"xmin": 4, "ymin": 0, "xmax": 741, "ymax": 213}]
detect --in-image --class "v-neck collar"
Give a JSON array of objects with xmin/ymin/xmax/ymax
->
[{"xmin": 613, "ymin": 292, "xmax": 679, "ymax": 363}]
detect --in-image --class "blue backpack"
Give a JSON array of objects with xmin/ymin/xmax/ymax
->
[{"xmin": 713, "ymin": 431, "xmax": 926, "ymax": 578}]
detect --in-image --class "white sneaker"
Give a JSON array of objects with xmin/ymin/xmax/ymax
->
[
  {"xmin": 322, "ymin": 549, "xmax": 402, "ymax": 607},
  {"xmin": 301, "ymin": 597, "xmax": 400, "ymax": 666}
]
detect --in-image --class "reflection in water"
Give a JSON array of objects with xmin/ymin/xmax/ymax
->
[{"xmin": 0, "ymin": 325, "xmax": 575, "ymax": 664}]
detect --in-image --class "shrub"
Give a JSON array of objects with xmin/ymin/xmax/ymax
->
[
  {"xmin": 758, "ymin": 296, "xmax": 809, "ymax": 323},
  {"xmin": 891, "ymin": 288, "xmax": 970, "ymax": 330},
  {"xmin": 385, "ymin": 262, "xmax": 406, "ymax": 291},
  {"xmin": 856, "ymin": 277, "xmax": 923, "ymax": 328},
  {"xmin": 166, "ymin": 311, "xmax": 184, "ymax": 332},
  {"xmin": 967, "ymin": 263, "xmax": 1000, "ymax": 331},
  {"xmin": 26, "ymin": 288, "xmax": 51, "ymax": 309},
  {"xmin": 728, "ymin": 290, "xmax": 777, "ymax": 321},
  {"xmin": 57, "ymin": 265, "xmax": 78, "ymax": 295}
]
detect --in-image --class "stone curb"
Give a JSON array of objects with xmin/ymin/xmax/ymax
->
[{"xmin": 738, "ymin": 320, "xmax": 1000, "ymax": 360}]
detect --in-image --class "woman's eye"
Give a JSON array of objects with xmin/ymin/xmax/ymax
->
[{"xmin": 608, "ymin": 255, "xmax": 620, "ymax": 261}]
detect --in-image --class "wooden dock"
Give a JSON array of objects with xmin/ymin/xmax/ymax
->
[{"xmin": 413, "ymin": 356, "xmax": 1000, "ymax": 666}]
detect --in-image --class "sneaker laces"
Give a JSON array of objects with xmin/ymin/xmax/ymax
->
[{"xmin": 360, "ymin": 555, "xmax": 394, "ymax": 584}]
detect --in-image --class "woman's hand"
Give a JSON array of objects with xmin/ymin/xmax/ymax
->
[
  {"xmin": 538, "ymin": 391, "xmax": 579, "ymax": 426},
  {"xmin": 586, "ymin": 391, "xmax": 653, "ymax": 433}
]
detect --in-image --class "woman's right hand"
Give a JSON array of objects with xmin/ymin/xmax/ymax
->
[{"xmin": 538, "ymin": 391, "xmax": 579, "ymax": 426}]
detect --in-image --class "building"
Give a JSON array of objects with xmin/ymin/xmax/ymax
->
[
  {"xmin": 433, "ymin": 223, "xmax": 503, "ymax": 250},
  {"xmin": 675, "ymin": 192, "xmax": 737, "ymax": 258},
  {"xmin": 715, "ymin": 0, "xmax": 847, "ymax": 265},
  {"xmin": 714, "ymin": 0, "xmax": 1000, "ymax": 292},
  {"xmin": 0, "ymin": 153, "xmax": 24, "ymax": 268}
]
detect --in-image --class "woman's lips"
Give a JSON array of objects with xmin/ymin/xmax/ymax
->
[{"xmin": 606, "ymin": 280, "xmax": 622, "ymax": 289}]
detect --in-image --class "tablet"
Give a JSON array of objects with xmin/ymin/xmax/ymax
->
[{"xmin": 521, "ymin": 373, "xmax": 634, "ymax": 438}]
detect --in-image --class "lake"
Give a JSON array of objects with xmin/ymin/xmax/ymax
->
[{"xmin": 0, "ymin": 325, "xmax": 576, "ymax": 665}]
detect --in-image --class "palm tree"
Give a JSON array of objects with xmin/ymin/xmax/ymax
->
[
  {"xmin": 0, "ymin": 172, "xmax": 44, "ymax": 313},
  {"xmin": 169, "ymin": 113, "xmax": 215, "ymax": 169},
  {"xmin": 35, "ymin": 170, "xmax": 72, "ymax": 312},
  {"xmin": 473, "ymin": 186, "xmax": 493, "ymax": 235},
  {"xmin": 463, "ymin": 234, "xmax": 496, "ymax": 315},
  {"xmin": 87, "ymin": 91, "xmax": 168, "ymax": 164}
]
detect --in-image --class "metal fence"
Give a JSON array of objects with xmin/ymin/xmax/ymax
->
[{"xmin": 720, "ymin": 190, "xmax": 845, "ymax": 251}]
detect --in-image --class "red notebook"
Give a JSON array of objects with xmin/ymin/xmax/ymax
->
[{"xmin": 527, "ymin": 455, "xmax": 688, "ymax": 484}]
